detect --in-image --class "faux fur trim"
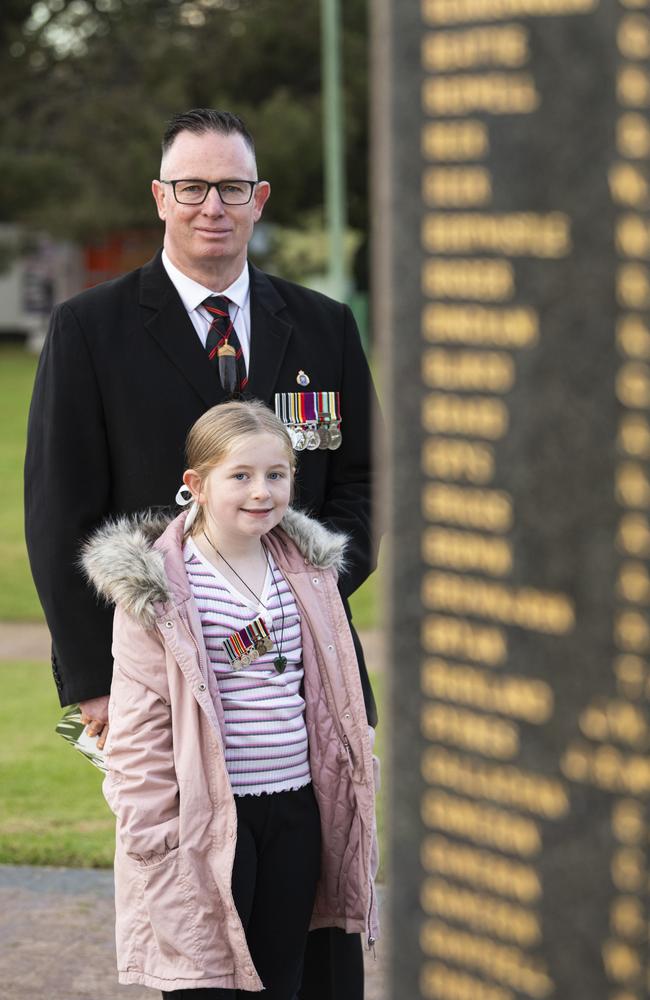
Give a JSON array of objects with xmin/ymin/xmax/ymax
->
[
  {"xmin": 80, "ymin": 512, "xmax": 172, "ymax": 627},
  {"xmin": 280, "ymin": 507, "xmax": 348, "ymax": 574},
  {"xmin": 81, "ymin": 507, "xmax": 348, "ymax": 625}
]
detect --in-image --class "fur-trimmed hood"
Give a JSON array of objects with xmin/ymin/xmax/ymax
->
[{"xmin": 81, "ymin": 507, "xmax": 348, "ymax": 627}]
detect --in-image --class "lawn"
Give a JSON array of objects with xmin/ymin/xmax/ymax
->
[
  {"xmin": 0, "ymin": 343, "xmax": 378, "ymax": 628},
  {"xmin": 0, "ymin": 660, "xmax": 385, "ymax": 873},
  {"xmin": 0, "ymin": 347, "xmax": 42, "ymax": 620}
]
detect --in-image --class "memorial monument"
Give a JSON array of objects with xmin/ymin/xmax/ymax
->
[{"xmin": 374, "ymin": 2, "xmax": 650, "ymax": 998}]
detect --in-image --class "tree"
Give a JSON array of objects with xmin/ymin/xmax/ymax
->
[{"xmin": 0, "ymin": 0, "xmax": 368, "ymax": 241}]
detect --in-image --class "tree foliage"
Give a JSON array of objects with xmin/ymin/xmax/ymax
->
[{"xmin": 0, "ymin": 0, "xmax": 368, "ymax": 240}]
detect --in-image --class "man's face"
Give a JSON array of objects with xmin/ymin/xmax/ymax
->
[{"xmin": 151, "ymin": 130, "xmax": 270, "ymax": 281}]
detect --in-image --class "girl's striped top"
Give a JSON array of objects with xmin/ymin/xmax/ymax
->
[{"xmin": 183, "ymin": 536, "xmax": 311, "ymax": 796}]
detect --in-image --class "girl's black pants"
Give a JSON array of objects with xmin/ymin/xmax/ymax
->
[{"xmin": 162, "ymin": 782, "xmax": 321, "ymax": 1000}]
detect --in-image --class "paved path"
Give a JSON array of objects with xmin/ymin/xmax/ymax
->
[
  {"xmin": 0, "ymin": 865, "xmax": 386, "ymax": 1000},
  {"xmin": 0, "ymin": 622, "xmax": 384, "ymax": 670}
]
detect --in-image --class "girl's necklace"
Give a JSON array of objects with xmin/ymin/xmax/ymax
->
[{"xmin": 202, "ymin": 531, "xmax": 287, "ymax": 673}]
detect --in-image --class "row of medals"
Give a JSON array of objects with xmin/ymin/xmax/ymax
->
[
  {"xmin": 288, "ymin": 421, "xmax": 342, "ymax": 452},
  {"xmin": 232, "ymin": 634, "xmax": 274, "ymax": 670}
]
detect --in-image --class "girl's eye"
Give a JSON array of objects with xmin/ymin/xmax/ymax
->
[
  {"xmin": 233, "ymin": 472, "xmax": 247, "ymax": 480},
  {"xmin": 268, "ymin": 472, "xmax": 281, "ymax": 480}
]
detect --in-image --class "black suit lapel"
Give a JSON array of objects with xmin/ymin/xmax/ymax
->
[
  {"xmin": 139, "ymin": 252, "xmax": 226, "ymax": 409},
  {"xmin": 246, "ymin": 264, "xmax": 293, "ymax": 402}
]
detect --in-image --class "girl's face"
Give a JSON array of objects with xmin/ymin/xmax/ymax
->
[{"xmin": 184, "ymin": 432, "xmax": 292, "ymax": 542}]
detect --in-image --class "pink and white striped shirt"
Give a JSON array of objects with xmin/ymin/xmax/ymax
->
[{"xmin": 184, "ymin": 537, "xmax": 311, "ymax": 796}]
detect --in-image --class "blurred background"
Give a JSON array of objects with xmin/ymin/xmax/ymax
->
[{"xmin": 0, "ymin": 0, "xmax": 383, "ymax": 872}]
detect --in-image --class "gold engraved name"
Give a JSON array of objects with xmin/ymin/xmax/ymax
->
[
  {"xmin": 616, "ymin": 360, "xmax": 650, "ymax": 405},
  {"xmin": 421, "ymin": 877, "xmax": 541, "ymax": 946},
  {"xmin": 422, "ymin": 25, "xmax": 528, "ymax": 70},
  {"xmin": 617, "ymin": 263, "xmax": 650, "ymax": 308},
  {"xmin": 617, "ymin": 315, "xmax": 650, "ymax": 359},
  {"xmin": 616, "ymin": 461, "xmax": 650, "ymax": 507},
  {"xmin": 421, "ymin": 702, "xmax": 520, "ymax": 759},
  {"xmin": 423, "ymin": 259, "xmax": 514, "ymax": 300},
  {"xmin": 423, "ymin": 614, "xmax": 507, "ymax": 665},
  {"xmin": 614, "ymin": 653, "xmax": 650, "ymax": 700},
  {"xmin": 422, "ymin": 571, "xmax": 576, "ymax": 634},
  {"xmin": 618, "ymin": 413, "xmax": 650, "ymax": 458},
  {"xmin": 422, "ymin": 438, "xmax": 495, "ymax": 483},
  {"xmin": 423, "ymin": 483, "xmax": 513, "ymax": 531},
  {"xmin": 421, "ymin": 657, "xmax": 553, "ymax": 722},
  {"xmin": 423, "ymin": 167, "xmax": 492, "ymax": 206},
  {"xmin": 617, "ymin": 214, "xmax": 650, "ymax": 257},
  {"xmin": 609, "ymin": 163, "xmax": 649, "ymax": 207},
  {"xmin": 561, "ymin": 741, "xmax": 650, "ymax": 794},
  {"xmin": 579, "ymin": 697, "xmax": 648, "ymax": 747},
  {"xmin": 617, "ymin": 560, "xmax": 650, "ymax": 602},
  {"xmin": 422, "ymin": 0, "xmax": 597, "ymax": 25},
  {"xmin": 422, "ymin": 746, "xmax": 569, "ymax": 818},
  {"xmin": 421, "ymin": 834, "xmax": 542, "ymax": 902},
  {"xmin": 421, "ymin": 961, "xmax": 513, "ymax": 1000},
  {"xmin": 618, "ymin": 65, "xmax": 650, "ymax": 107},
  {"xmin": 420, "ymin": 921, "xmax": 553, "ymax": 997},
  {"xmin": 421, "ymin": 789, "xmax": 541, "ymax": 855},
  {"xmin": 615, "ymin": 608, "xmax": 650, "ymax": 651},
  {"xmin": 617, "ymin": 512, "xmax": 650, "ymax": 557},
  {"xmin": 423, "ymin": 73, "xmax": 539, "ymax": 115},
  {"xmin": 423, "ymin": 393, "xmax": 509, "ymax": 438},
  {"xmin": 423, "ymin": 303, "xmax": 539, "ymax": 347},
  {"xmin": 617, "ymin": 113, "xmax": 650, "ymax": 158},
  {"xmin": 423, "ymin": 212, "xmax": 571, "ymax": 256},
  {"xmin": 618, "ymin": 14, "xmax": 650, "ymax": 59},
  {"xmin": 423, "ymin": 349, "xmax": 515, "ymax": 392},
  {"xmin": 422, "ymin": 120, "xmax": 489, "ymax": 160},
  {"xmin": 422, "ymin": 527, "xmax": 512, "ymax": 575}
]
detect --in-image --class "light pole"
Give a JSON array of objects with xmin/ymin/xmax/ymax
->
[{"xmin": 321, "ymin": 0, "xmax": 347, "ymax": 302}]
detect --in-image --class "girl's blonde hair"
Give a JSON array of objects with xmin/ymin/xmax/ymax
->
[{"xmin": 185, "ymin": 400, "xmax": 296, "ymax": 530}]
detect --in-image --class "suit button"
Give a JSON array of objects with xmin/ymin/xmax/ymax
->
[
  {"xmin": 165, "ymin": 621, "xmax": 174, "ymax": 629},
  {"xmin": 198, "ymin": 683, "xmax": 206, "ymax": 691},
  {"xmin": 312, "ymin": 577, "xmax": 320, "ymax": 585}
]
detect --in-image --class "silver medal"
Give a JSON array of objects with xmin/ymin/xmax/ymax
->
[
  {"xmin": 306, "ymin": 426, "xmax": 320, "ymax": 450},
  {"xmin": 328, "ymin": 425, "xmax": 342, "ymax": 450}
]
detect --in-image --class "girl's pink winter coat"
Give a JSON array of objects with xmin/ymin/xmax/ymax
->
[{"xmin": 82, "ymin": 508, "xmax": 379, "ymax": 993}]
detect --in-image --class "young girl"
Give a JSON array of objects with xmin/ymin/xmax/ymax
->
[{"xmin": 82, "ymin": 400, "xmax": 378, "ymax": 998}]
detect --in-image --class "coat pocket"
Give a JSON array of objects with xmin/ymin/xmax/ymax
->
[{"xmin": 138, "ymin": 847, "xmax": 206, "ymax": 974}]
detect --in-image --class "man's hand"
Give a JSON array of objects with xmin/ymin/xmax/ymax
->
[{"xmin": 79, "ymin": 695, "xmax": 110, "ymax": 750}]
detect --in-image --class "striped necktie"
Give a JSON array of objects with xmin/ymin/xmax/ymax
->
[{"xmin": 203, "ymin": 295, "xmax": 248, "ymax": 394}]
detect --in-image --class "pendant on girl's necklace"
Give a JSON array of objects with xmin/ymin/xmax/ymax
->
[{"xmin": 274, "ymin": 655, "xmax": 288, "ymax": 674}]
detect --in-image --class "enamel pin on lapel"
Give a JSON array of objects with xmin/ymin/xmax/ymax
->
[{"xmin": 296, "ymin": 370, "xmax": 310, "ymax": 387}]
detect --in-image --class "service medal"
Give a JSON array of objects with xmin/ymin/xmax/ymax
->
[
  {"xmin": 296, "ymin": 370, "xmax": 311, "ymax": 387},
  {"xmin": 328, "ymin": 424, "xmax": 342, "ymax": 450}
]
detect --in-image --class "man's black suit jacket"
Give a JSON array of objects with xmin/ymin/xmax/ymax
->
[{"xmin": 25, "ymin": 251, "xmax": 378, "ymax": 722}]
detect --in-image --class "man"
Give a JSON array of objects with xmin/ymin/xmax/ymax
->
[{"xmin": 25, "ymin": 109, "xmax": 378, "ymax": 999}]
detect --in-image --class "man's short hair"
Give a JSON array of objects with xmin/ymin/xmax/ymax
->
[{"xmin": 161, "ymin": 109, "xmax": 256, "ymax": 158}]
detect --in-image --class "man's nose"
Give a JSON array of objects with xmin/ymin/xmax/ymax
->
[{"xmin": 201, "ymin": 187, "xmax": 226, "ymax": 214}]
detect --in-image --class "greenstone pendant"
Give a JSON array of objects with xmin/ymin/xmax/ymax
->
[{"xmin": 274, "ymin": 655, "xmax": 288, "ymax": 674}]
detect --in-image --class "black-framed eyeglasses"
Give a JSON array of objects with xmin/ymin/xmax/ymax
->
[{"xmin": 159, "ymin": 179, "xmax": 262, "ymax": 206}]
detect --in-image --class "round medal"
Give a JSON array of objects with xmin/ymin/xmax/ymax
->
[
  {"xmin": 240, "ymin": 653, "xmax": 252, "ymax": 667},
  {"xmin": 328, "ymin": 425, "xmax": 342, "ymax": 450},
  {"xmin": 296, "ymin": 370, "xmax": 311, "ymax": 387},
  {"xmin": 318, "ymin": 425, "xmax": 331, "ymax": 449},
  {"xmin": 263, "ymin": 637, "xmax": 274, "ymax": 652},
  {"xmin": 306, "ymin": 427, "xmax": 320, "ymax": 450},
  {"xmin": 248, "ymin": 647, "xmax": 259, "ymax": 662},
  {"xmin": 293, "ymin": 427, "xmax": 307, "ymax": 451}
]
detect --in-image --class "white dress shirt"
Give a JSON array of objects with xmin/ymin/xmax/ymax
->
[{"xmin": 161, "ymin": 250, "xmax": 252, "ymax": 369}]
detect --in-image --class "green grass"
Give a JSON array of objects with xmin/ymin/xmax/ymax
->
[
  {"xmin": 0, "ymin": 660, "xmax": 386, "ymax": 873},
  {"xmin": 0, "ymin": 346, "xmax": 43, "ymax": 620}
]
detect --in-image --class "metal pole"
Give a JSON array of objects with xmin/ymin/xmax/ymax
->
[{"xmin": 321, "ymin": 0, "xmax": 347, "ymax": 302}]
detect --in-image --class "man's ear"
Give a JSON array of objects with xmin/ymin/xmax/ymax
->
[
  {"xmin": 151, "ymin": 179, "xmax": 167, "ymax": 221},
  {"xmin": 252, "ymin": 181, "xmax": 271, "ymax": 222}
]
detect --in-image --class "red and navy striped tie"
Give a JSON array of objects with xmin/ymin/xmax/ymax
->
[{"xmin": 203, "ymin": 295, "xmax": 248, "ymax": 394}]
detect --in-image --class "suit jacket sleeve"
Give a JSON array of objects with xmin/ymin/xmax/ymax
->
[
  {"xmin": 320, "ymin": 304, "xmax": 381, "ymax": 599},
  {"xmin": 24, "ymin": 302, "xmax": 114, "ymax": 706}
]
